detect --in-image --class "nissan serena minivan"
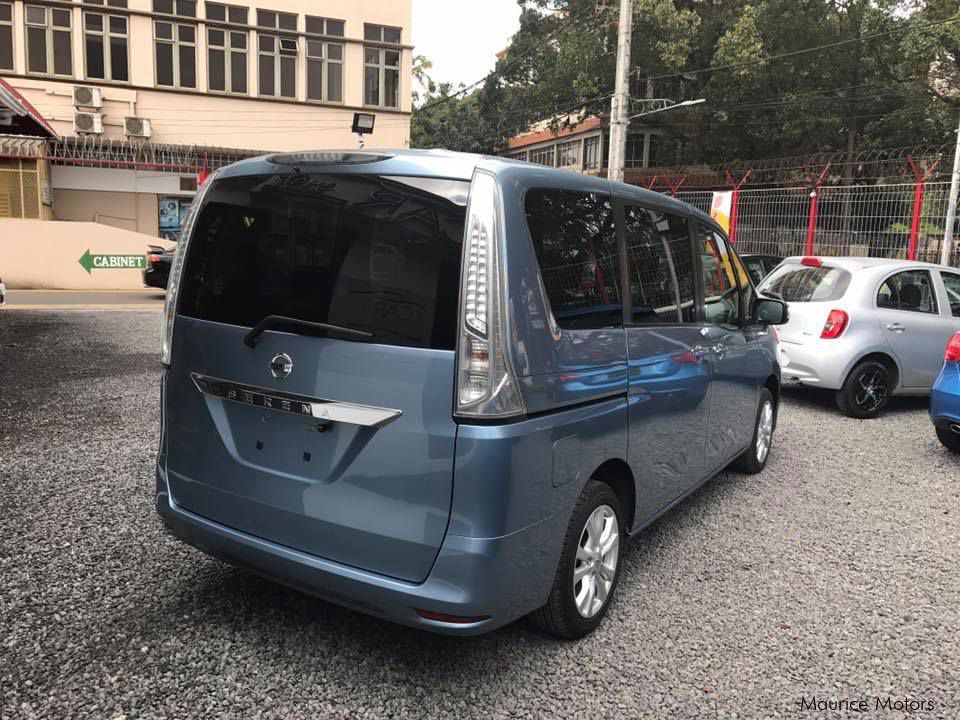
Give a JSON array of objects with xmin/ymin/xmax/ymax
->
[{"xmin": 155, "ymin": 150, "xmax": 787, "ymax": 638}]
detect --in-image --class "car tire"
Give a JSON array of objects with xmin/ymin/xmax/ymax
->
[
  {"xmin": 530, "ymin": 481, "xmax": 624, "ymax": 639},
  {"xmin": 836, "ymin": 360, "xmax": 892, "ymax": 419},
  {"xmin": 731, "ymin": 388, "xmax": 776, "ymax": 474},
  {"xmin": 936, "ymin": 426, "xmax": 960, "ymax": 454}
]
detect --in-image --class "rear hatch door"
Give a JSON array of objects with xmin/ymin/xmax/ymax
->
[
  {"xmin": 759, "ymin": 261, "xmax": 853, "ymax": 345},
  {"xmin": 164, "ymin": 170, "xmax": 469, "ymax": 583}
]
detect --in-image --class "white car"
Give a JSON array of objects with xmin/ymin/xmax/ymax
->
[{"xmin": 758, "ymin": 256, "xmax": 960, "ymax": 417}]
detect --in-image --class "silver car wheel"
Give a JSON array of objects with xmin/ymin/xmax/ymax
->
[
  {"xmin": 756, "ymin": 400, "xmax": 774, "ymax": 463},
  {"xmin": 573, "ymin": 505, "xmax": 619, "ymax": 619},
  {"xmin": 855, "ymin": 368, "xmax": 888, "ymax": 413}
]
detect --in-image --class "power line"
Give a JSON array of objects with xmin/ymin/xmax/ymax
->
[
  {"xmin": 639, "ymin": 14, "xmax": 960, "ymax": 83},
  {"xmin": 413, "ymin": 2, "xmax": 608, "ymax": 117}
]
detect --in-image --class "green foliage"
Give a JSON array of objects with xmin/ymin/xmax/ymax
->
[{"xmin": 411, "ymin": 0, "xmax": 960, "ymax": 162}]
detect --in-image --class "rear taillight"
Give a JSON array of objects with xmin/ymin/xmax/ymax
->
[
  {"xmin": 820, "ymin": 309, "xmax": 849, "ymax": 339},
  {"xmin": 161, "ymin": 171, "xmax": 217, "ymax": 366},
  {"xmin": 455, "ymin": 171, "xmax": 524, "ymax": 419},
  {"xmin": 946, "ymin": 333, "xmax": 960, "ymax": 363},
  {"xmin": 147, "ymin": 253, "xmax": 161, "ymax": 263}
]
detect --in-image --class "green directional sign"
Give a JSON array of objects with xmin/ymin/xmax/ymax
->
[{"xmin": 79, "ymin": 249, "xmax": 147, "ymax": 274}]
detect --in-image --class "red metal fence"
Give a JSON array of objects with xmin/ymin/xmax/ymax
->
[{"xmin": 676, "ymin": 181, "xmax": 957, "ymax": 266}]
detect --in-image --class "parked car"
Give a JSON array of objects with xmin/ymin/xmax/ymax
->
[
  {"xmin": 155, "ymin": 149, "xmax": 787, "ymax": 638},
  {"xmin": 0, "ymin": 273, "xmax": 5, "ymax": 305},
  {"xmin": 758, "ymin": 256, "xmax": 960, "ymax": 418},
  {"xmin": 931, "ymin": 332, "xmax": 960, "ymax": 453},
  {"xmin": 144, "ymin": 244, "xmax": 174, "ymax": 289},
  {"xmin": 741, "ymin": 253, "xmax": 783, "ymax": 285}
]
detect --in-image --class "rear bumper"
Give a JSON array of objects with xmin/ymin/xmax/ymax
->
[
  {"xmin": 930, "ymin": 363, "xmax": 960, "ymax": 429},
  {"xmin": 155, "ymin": 467, "xmax": 566, "ymax": 636},
  {"xmin": 143, "ymin": 267, "xmax": 169, "ymax": 289},
  {"xmin": 780, "ymin": 340, "xmax": 857, "ymax": 390}
]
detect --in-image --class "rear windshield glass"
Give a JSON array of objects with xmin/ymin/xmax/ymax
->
[
  {"xmin": 759, "ymin": 264, "xmax": 851, "ymax": 302},
  {"xmin": 178, "ymin": 173, "xmax": 469, "ymax": 350}
]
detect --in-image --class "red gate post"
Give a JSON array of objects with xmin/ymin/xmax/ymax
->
[
  {"xmin": 642, "ymin": 174, "xmax": 658, "ymax": 191},
  {"xmin": 724, "ymin": 169, "xmax": 752, "ymax": 244},
  {"xmin": 664, "ymin": 175, "xmax": 686, "ymax": 197},
  {"xmin": 906, "ymin": 154, "xmax": 943, "ymax": 261},
  {"xmin": 804, "ymin": 164, "xmax": 831, "ymax": 256}
]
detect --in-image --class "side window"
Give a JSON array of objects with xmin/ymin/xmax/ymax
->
[
  {"xmin": 941, "ymin": 272, "xmax": 960, "ymax": 318},
  {"xmin": 877, "ymin": 270, "xmax": 938, "ymax": 314},
  {"xmin": 699, "ymin": 226, "xmax": 741, "ymax": 326},
  {"xmin": 525, "ymin": 189, "xmax": 621, "ymax": 330},
  {"xmin": 728, "ymin": 248, "xmax": 757, "ymax": 323},
  {"xmin": 623, "ymin": 204, "xmax": 695, "ymax": 323}
]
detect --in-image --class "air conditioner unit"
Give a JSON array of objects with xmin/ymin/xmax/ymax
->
[
  {"xmin": 124, "ymin": 116, "xmax": 153, "ymax": 138},
  {"xmin": 73, "ymin": 86, "xmax": 103, "ymax": 109},
  {"xmin": 74, "ymin": 112, "xmax": 104, "ymax": 134}
]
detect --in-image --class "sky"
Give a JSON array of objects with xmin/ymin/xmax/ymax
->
[{"xmin": 411, "ymin": 0, "xmax": 522, "ymax": 91}]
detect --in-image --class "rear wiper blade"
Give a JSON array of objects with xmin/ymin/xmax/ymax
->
[{"xmin": 243, "ymin": 315, "xmax": 373, "ymax": 348}]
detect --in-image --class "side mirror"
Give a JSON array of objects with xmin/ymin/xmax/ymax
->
[{"xmin": 755, "ymin": 297, "xmax": 788, "ymax": 325}]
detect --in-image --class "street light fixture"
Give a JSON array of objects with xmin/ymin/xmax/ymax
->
[
  {"xmin": 352, "ymin": 112, "xmax": 376, "ymax": 149},
  {"xmin": 628, "ymin": 98, "xmax": 705, "ymax": 121}
]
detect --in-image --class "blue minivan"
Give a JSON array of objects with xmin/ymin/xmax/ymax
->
[{"xmin": 155, "ymin": 150, "xmax": 787, "ymax": 638}]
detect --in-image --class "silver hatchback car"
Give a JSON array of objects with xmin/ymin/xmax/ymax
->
[{"xmin": 759, "ymin": 256, "xmax": 960, "ymax": 417}]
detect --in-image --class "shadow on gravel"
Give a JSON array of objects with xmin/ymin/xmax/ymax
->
[{"xmin": 781, "ymin": 385, "xmax": 929, "ymax": 416}]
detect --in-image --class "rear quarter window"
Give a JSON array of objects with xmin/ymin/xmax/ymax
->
[{"xmin": 760, "ymin": 264, "xmax": 851, "ymax": 302}]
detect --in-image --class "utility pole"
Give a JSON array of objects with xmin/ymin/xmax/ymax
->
[
  {"xmin": 607, "ymin": 0, "xmax": 633, "ymax": 184},
  {"xmin": 942, "ymin": 110, "xmax": 960, "ymax": 267}
]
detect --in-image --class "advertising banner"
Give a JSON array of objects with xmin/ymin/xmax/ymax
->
[{"xmin": 710, "ymin": 191, "xmax": 733, "ymax": 233}]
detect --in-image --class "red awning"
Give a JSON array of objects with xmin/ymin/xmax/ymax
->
[{"xmin": 0, "ymin": 76, "xmax": 59, "ymax": 138}]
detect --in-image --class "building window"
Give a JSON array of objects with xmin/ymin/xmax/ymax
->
[
  {"xmin": 507, "ymin": 150, "xmax": 528, "ymax": 162},
  {"xmin": 25, "ymin": 5, "xmax": 73, "ymax": 76},
  {"xmin": 84, "ymin": 12, "xmax": 129, "ymax": 82},
  {"xmin": 305, "ymin": 15, "xmax": 344, "ymax": 38},
  {"xmin": 363, "ymin": 47, "xmax": 400, "ymax": 108},
  {"xmin": 258, "ymin": 33, "xmax": 296, "ymax": 98},
  {"xmin": 206, "ymin": 2, "xmax": 247, "ymax": 24},
  {"xmin": 86, "ymin": 0, "xmax": 129, "ymax": 7},
  {"xmin": 256, "ymin": 9, "xmax": 296, "ymax": 31},
  {"xmin": 364, "ymin": 23, "xmax": 401, "ymax": 44},
  {"xmin": 208, "ymin": 27, "xmax": 246, "ymax": 93},
  {"xmin": 154, "ymin": 20, "xmax": 196, "ymax": 88},
  {"xmin": 153, "ymin": 0, "xmax": 196, "ymax": 17},
  {"xmin": 583, "ymin": 136, "xmax": 601, "ymax": 170},
  {"xmin": 0, "ymin": 2, "xmax": 13, "ymax": 71},
  {"xmin": 528, "ymin": 146, "xmax": 555, "ymax": 167},
  {"xmin": 306, "ymin": 39, "xmax": 342, "ymax": 103},
  {"xmin": 557, "ymin": 139, "xmax": 580, "ymax": 168}
]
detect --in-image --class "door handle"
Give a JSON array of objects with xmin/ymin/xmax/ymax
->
[{"xmin": 886, "ymin": 323, "xmax": 905, "ymax": 333}]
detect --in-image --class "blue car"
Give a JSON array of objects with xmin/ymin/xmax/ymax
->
[
  {"xmin": 155, "ymin": 149, "xmax": 788, "ymax": 638},
  {"xmin": 931, "ymin": 332, "xmax": 960, "ymax": 453}
]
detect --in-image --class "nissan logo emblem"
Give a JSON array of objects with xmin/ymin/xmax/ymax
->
[{"xmin": 269, "ymin": 353, "xmax": 293, "ymax": 380}]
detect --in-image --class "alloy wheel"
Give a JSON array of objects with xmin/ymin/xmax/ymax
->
[
  {"xmin": 573, "ymin": 505, "xmax": 619, "ymax": 619},
  {"xmin": 756, "ymin": 400, "xmax": 774, "ymax": 463},
  {"xmin": 854, "ymin": 368, "xmax": 888, "ymax": 413}
]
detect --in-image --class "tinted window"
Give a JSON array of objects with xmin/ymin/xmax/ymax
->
[
  {"xmin": 743, "ymin": 257, "xmax": 767, "ymax": 285},
  {"xmin": 760, "ymin": 264, "xmax": 851, "ymax": 302},
  {"xmin": 942, "ymin": 272, "xmax": 960, "ymax": 317},
  {"xmin": 700, "ymin": 227, "xmax": 745, "ymax": 326},
  {"xmin": 525, "ymin": 189, "xmax": 621, "ymax": 330},
  {"xmin": 623, "ymin": 204, "xmax": 694, "ymax": 323},
  {"xmin": 179, "ymin": 174, "xmax": 468, "ymax": 350},
  {"xmin": 877, "ymin": 270, "xmax": 938, "ymax": 314}
]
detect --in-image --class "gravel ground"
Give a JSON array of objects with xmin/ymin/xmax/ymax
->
[{"xmin": 1, "ymin": 309, "xmax": 959, "ymax": 720}]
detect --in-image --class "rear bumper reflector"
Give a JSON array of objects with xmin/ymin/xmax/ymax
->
[{"xmin": 416, "ymin": 609, "xmax": 491, "ymax": 624}]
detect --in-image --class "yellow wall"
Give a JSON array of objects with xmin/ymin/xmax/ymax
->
[{"xmin": 3, "ymin": 0, "xmax": 412, "ymax": 151}]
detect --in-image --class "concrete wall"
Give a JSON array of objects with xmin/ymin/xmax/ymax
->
[
  {"xmin": 3, "ymin": 0, "xmax": 412, "ymax": 151},
  {"xmin": 0, "ymin": 218, "xmax": 160, "ymax": 289}
]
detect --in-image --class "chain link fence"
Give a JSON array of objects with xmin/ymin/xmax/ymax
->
[
  {"xmin": 0, "ymin": 158, "xmax": 42, "ymax": 219},
  {"xmin": 676, "ymin": 182, "xmax": 958, "ymax": 266}
]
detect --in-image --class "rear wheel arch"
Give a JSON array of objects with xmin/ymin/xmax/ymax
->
[
  {"xmin": 849, "ymin": 351, "xmax": 901, "ymax": 391},
  {"xmin": 588, "ymin": 458, "xmax": 636, "ymax": 534}
]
